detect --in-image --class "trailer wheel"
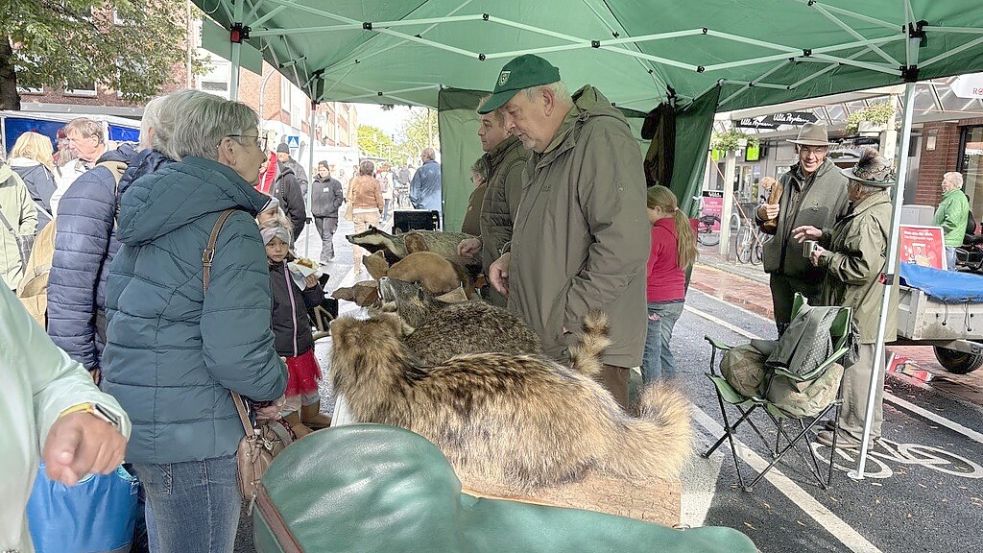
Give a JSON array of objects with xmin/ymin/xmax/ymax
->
[{"xmin": 933, "ymin": 346, "xmax": 983, "ymax": 374}]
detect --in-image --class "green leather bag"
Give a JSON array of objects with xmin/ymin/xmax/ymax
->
[{"xmin": 254, "ymin": 424, "xmax": 757, "ymax": 553}]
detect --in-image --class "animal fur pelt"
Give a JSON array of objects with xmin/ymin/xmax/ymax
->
[
  {"xmin": 346, "ymin": 226, "xmax": 481, "ymax": 276},
  {"xmin": 378, "ymin": 276, "xmax": 541, "ymax": 365},
  {"xmin": 330, "ymin": 313, "xmax": 693, "ymax": 492}
]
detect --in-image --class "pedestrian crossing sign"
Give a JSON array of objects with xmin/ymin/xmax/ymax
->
[{"xmin": 286, "ymin": 135, "xmax": 300, "ymax": 148}]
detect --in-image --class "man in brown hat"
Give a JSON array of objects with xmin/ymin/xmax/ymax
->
[
  {"xmin": 792, "ymin": 148, "xmax": 897, "ymax": 449},
  {"xmin": 482, "ymin": 54, "xmax": 649, "ymax": 408},
  {"xmin": 756, "ymin": 122, "xmax": 849, "ymax": 334}
]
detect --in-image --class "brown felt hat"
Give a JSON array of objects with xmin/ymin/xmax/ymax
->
[{"xmin": 787, "ymin": 122, "xmax": 835, "ymax": 146}]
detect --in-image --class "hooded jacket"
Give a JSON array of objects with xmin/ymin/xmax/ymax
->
[
  {"xmin": 0, "ymin": 164, "xmax": 37, "ymax": 289},
  {"xmin": 101, "ymin": 156, "xmax": 287, "ymax": 464},
  {"xmin": 269, "ymin": 258, "xmax": 324, "ymax": 357},
  {"xmin": 818, "ymin": 191, "xmax": 897, "ymax": 344},
  {"xmin": 508, "ymin": 86, "xmax": 650, "ymax": 368},
  {"xmin": 410, "ymin": 159, "xmax": 442, "ymax": 211},
  {"xmin": 9, "ymin": 157, "xmax": 56, "ymax": 230},
  {"xmin": 758, "ymin": 159, "xmax": 850, "ymax": 280},
  {"xmin": 933, "ymin": 188, "xmax": 970, "ymax": 247},
  {"xmin": 479, "ymin": 135, "xmax": 528, "ymax": 271},
  {"xmin": 1, "ymin": 285, "xmax": 130, "ymax": 553},
  {"xmin": 272, "ymin": 162, "xmax": 307, "ymax": 238},
  {"xmin": 47, "ymin": 145, "xmax": 140, "ymax": 370}
]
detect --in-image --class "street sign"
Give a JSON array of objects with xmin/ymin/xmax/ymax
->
[{"xmin": 286, "ymin": 135, "xmax": 300, "ymax": 148}]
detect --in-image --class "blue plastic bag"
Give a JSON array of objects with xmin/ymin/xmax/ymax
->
[{"xmin": 27, "ymin": 464, "xmax": 139, "ymax": 553}]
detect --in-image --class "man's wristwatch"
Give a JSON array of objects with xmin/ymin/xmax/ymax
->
[{"xmin": 60, "ymin": 402, "xmax": 123, "ymax": 431}]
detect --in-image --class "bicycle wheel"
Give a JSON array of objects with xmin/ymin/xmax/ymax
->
[
  {"xmin": 698, "ymin": 231, "xmax": 720, "ymax": 247},
  {"xmin": 735, "ymin": 226, "xmax": 752, "ymax": 263},
  {"xmin": 751, "ymin": 240, "xmax": 763, "ymax": 265}
]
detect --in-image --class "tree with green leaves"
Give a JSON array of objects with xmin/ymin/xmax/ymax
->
[
  {"xmin": 0, "ymin": 0, "xmax": 202, "ymax": 110},
  {"xmin": 394, "ymin": 108, "xmax": 438, "ymax": 163},
  {"xmin": 357, "ymin": 124, "xmax": 395, "ymax": 161}
]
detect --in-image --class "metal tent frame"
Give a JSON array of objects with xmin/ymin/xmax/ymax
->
[{"xmin": 196, "ymin": 0, "xmax": 983, "ymax": 479}]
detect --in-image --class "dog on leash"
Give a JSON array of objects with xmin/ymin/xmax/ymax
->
[{"xmin": 329, "ymin": 312, "xmax": 692, "ymax": 491}]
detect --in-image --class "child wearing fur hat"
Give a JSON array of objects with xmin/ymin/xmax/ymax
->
[{"xmin": 260, "ymin": 219, "xmax": 330, "ymax": 436}]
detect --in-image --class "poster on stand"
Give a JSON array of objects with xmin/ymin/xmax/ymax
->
[
  {"xmin": 899, "ymin": 225, "xmax": 946, "ymax": 270},
  {"xmin": 700, "ymin": 190, "xmax": 723, "ymax": 231}
]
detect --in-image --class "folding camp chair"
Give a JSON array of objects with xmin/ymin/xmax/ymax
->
[{"xmin": 701, "ymin": 295, "xmax": 853, "ymax": 491}]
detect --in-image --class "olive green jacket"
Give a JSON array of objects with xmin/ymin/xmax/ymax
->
[
  {"xmin": 818, "ymin": 192, "xmax": 897, "ymax": 344},
  {"xmin": 759, "ymin": 159, "xmax": 849, "ymax": 280},
  {"xmin": 509, "ymin": 86, "xmax": 649, "ymax": 368},
  {"xmin": 0, "ymin": 164, "xmax": 38, "ymax": 290},
  {"xmin": 478, "ymin": 136, "xmax": 528, "ymax": 272}
]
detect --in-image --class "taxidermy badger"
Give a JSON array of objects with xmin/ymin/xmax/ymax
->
[
  {"xmin": 379, "ymin": 275, "xmax": 542, "ymax": 365},
  {"xmin": 346, "ymin": 226, "xmax": 478, "ymax": 266},
  {"xmin": 330, "ymin": 312, "xmax": 693, "ymax": 491}
]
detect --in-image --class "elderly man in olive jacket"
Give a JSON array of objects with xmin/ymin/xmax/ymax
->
[
  {"xmin": 757, "ymin": 123, "xmax": 849, "ymax": 335},
  {"xmin": 793, "ymin": 148, "xmax": 897, "ymax": 450},
  {"xmin": 484, "ymin": 55, "xmax": 649, "ymax": 408}
]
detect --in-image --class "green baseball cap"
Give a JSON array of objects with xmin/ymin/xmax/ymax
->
[{"xmin": 477, "ymin": 54, "xmax": 562, "ymax": 114}]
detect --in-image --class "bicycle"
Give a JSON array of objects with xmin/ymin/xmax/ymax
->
[
  {"xmin": 696, "ymin": 214, "xmax": 721, "ymax": 246},
  {"xmin": 733, "ymin": 203, "xmax": 772, "ymax": 265}
]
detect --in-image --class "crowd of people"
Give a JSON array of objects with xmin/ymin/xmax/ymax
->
[{"xmin": 0, "ymin": 50, "xmax": 969, "ymax": 553}]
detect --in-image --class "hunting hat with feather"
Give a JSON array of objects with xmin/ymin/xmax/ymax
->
[{"xmin": 841, "ymin": 148, "xmax": 896, "ymax": 187}]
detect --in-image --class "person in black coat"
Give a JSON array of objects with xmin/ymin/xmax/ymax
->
[
  {"xmin": 310, "ymin": 160, "xmax": 345, "ymax": 262},
  {"xmin": 270, "ymin": 160, "xmax": 307, "ymax": 239},
  {"xmin": 261, "ymin": 219, "xmax": 329, "ymax": 436}
]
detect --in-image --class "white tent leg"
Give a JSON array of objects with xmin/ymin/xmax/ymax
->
[
  {"xmin": 229, "ymin": 0, "xmax": 244, "ymax": 101},
  {"xmin": 305, "ymin": 100, "xmax": 316, "ymax": 257},
  {"xmin": 848, "ymin": 79, "xmax": 917, "ymax": 481}
]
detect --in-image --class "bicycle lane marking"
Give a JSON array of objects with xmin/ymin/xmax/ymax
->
[
  {"xmin": 691, "ymin": 407, "xmax": 883, "ymax": 553},
  {"xmin": 687, "ymin": 292, "xmax": 983, "ymax": 446}
]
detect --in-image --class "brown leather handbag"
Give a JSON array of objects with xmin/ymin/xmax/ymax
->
[
  {"xmin": 203, "ymin": 209, "xmax": 293, "ymax": 502},
  {"xmin": 759, "ymin": 181, "xmax": 783, "ymax": 235}
]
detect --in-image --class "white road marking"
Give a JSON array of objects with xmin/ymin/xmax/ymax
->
[
  {"xmin": 691, "ymin": 407, "xmax": 884, "ymax": 553},
  {"xmin": 687, "ymin": 292, "xmax": 983, "ymax": 446}
]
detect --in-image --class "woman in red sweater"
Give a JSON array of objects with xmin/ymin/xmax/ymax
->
[{"xmin": 642, "ymin": 185, "xmax": 698, "ymax": 383}]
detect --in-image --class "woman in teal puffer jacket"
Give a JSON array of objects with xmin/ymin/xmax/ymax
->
[{"xmin": 101, "ymin": 93, "xmax": 286, "ymax": 553}]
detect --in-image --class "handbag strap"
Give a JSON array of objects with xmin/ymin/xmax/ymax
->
[
  {"xmin": 200, "ymin": 208, "xmax": 253, "ymax": 436},
  {"xmin": 0, "ymin": 205, "xmax": 17, "ymax": 234}
]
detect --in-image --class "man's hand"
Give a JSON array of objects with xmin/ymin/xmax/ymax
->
[
  {"xmin": 457, "ymin": 237, "xmax": 482, "ymax": 257},
  {"xmin": 488, "ymin": 252, "xmax": 511, "ymax": 296},
  {"xmin": 762, "ymin": 203, "xmax": 780, "ymax": 221},
  {"xmin": 43, "ymin": 411, "xmax": 126, "ymax": 486},
  {"xmin": 810, "ymin": 245, "xmax": 827, "ymax": 267},
  {"xmin": 792, "ymin": 225, "xmax": 822, "ymax": 243}
]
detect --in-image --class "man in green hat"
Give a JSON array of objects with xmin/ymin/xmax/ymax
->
[
  {"xmin": 482, "ymin": 54, "xmax": 649, "ymax": 408},
  {"xmin": 757, "ymin": 122, "xmax": 850, "ymax": 335},
  {"xmin": 792, "ymin": 148, "xmax": 897, "ymax": 449}
]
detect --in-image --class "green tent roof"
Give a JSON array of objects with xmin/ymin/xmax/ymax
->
[{"xmin": 197, "ymin": 0, "xmax": 983, "ymax": 112}]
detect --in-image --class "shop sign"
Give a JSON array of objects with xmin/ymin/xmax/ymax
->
[
  {"xmin": 700, "ymin": 190, "xmax": 724, "ymax": 231},
  {"xmin": 952, "ymin": 73, "xmax": 983, "ymax": 99},
  {"xmin": 734, "ymin": 111, "xmax": 818, "ymax": 129}
]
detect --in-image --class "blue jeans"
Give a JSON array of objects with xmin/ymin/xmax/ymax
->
[
  {"xmin": 946, "ymin": 246, "xmax": 957, "ymax": 271},
  {"xmin": 642, "ymin": 301, "xmax": 684, "ymax": 383},
  {"xmin": 131, "ymin": 455, "xmax": 240, "ymax": 553}
]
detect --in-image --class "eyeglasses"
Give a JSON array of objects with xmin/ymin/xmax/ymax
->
[{"xmin": 226, "ymin": 134, "xmax": 268, "ymax": 151}]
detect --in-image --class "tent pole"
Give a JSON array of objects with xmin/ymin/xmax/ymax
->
[
  {"xmin": 921, "ymin": 35, "xmax": 983, "ymax": 68},
  {"xmin": 304, "ymin": 99, "xmax": 316, "ymax": 257},
  {"xmin": 228, "ymin": 0, "xmax": 244, "ymax": 101},
  {"xmin": 812, "ymin": 4, "xmax": 900, "ymax": 65},
  {"xmin": 718, "ymin": 151, "xmax": 737, "ymax": 258},
  {"xmin": 848, "ymin": 76, "xmax": 918, "ymax": 481}
]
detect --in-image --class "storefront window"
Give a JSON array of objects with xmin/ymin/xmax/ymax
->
[{"xmin": 960, "ymin": 126, "xmax": 983, "ymax": 220}]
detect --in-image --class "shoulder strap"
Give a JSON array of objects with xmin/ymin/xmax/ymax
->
[
  {"xmin": 201, "ymin": 209, "xmax": 237, "ymax": 293},
  {"xmin": 198, "ymin": 207, "xmax": 253, "ymax": 432},
  {"xmin": 0, "ymin": 207, "xmax": 15, "ymax": 234}
]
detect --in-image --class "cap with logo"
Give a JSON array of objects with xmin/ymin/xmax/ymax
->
[{"xmin": 477, "ymin": 54, "xmax": 562, "ymax": 114}]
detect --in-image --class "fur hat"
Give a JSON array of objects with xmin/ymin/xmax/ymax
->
[{"xmin": 841, "ymin": 148, "xmax": 895, "ymax": 187}]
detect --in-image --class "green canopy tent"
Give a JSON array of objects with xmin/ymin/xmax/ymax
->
[{"xmin": 195, "ymin": 0, "xmax": 983, "ymax": 477}]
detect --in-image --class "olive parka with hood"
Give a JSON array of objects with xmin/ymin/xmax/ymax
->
[{"xmin": 508, "ymin": 85, "xmax": 650, "ymax": 368}]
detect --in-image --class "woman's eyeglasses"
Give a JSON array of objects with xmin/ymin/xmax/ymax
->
[{"xmin": 226, "ymin": 134, "xmax": 268, "ymax": 151}]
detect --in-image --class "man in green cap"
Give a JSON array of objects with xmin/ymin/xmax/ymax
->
[
  {"xmin": 756, "ymin": 122, "xmax": 850, "ymax": 335},
  {"xmin": 482, "ymin": 54, "xmax": 649, "ymax": 408},
  {"xmin": 792, "ymin": 148, "xmax": 897, "ymax": 450}
]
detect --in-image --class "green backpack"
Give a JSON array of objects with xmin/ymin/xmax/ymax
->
[{"xmin": 253, "ymin": 424, "xmax": 757, "ymax": 553}]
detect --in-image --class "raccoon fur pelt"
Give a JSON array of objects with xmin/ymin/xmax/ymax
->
[
  {"xmin": 378, "ymin": 276, "xmax": 541, "ymax": 365},
  {"xmin": 329, "ymin": 313, "xmax": 693, "ymax": 491}
]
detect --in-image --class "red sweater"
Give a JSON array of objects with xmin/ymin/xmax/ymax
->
[{"xmin": 647, "ymin": 218, "xmax": 686, "ymax": 303}]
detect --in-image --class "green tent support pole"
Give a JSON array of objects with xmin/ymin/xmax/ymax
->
[{"xmin": 228, "ymin": 0, "xmax": 244, "ymax": 101}]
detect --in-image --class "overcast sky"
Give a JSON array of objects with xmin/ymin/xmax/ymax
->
[{"xmin": 354, "ymin": 103, "xmax": 421, "ymax": 138}]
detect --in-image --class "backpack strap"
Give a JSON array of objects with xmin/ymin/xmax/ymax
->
[
  {"xmin": 95, "ymin": 160, "xmax": 128, "ymax": 224},
  {"xmin": 202, "ymin": 209, "xmax": 237, "ymax": 293}
]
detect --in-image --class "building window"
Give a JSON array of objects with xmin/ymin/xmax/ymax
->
[
  {"xmin": 198, "ymin": 53, "xmax": 230, "ymax": 99},
  {"xmin": 65, "ymin": 79, "xmax": 97, "ymax": 96},
  {"xmin": 959, "ymin": 126, "xmax": 983, "ymax": 220}
]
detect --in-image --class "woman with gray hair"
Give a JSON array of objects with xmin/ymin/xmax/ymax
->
[{"xmin": 101, "ymin": 93, "xmax": 286, "ymax": 553}]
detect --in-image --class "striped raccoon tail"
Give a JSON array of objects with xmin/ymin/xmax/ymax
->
[{"xmin": 568, "ymin": 310, "xmax": 611, "ymax": 378}]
